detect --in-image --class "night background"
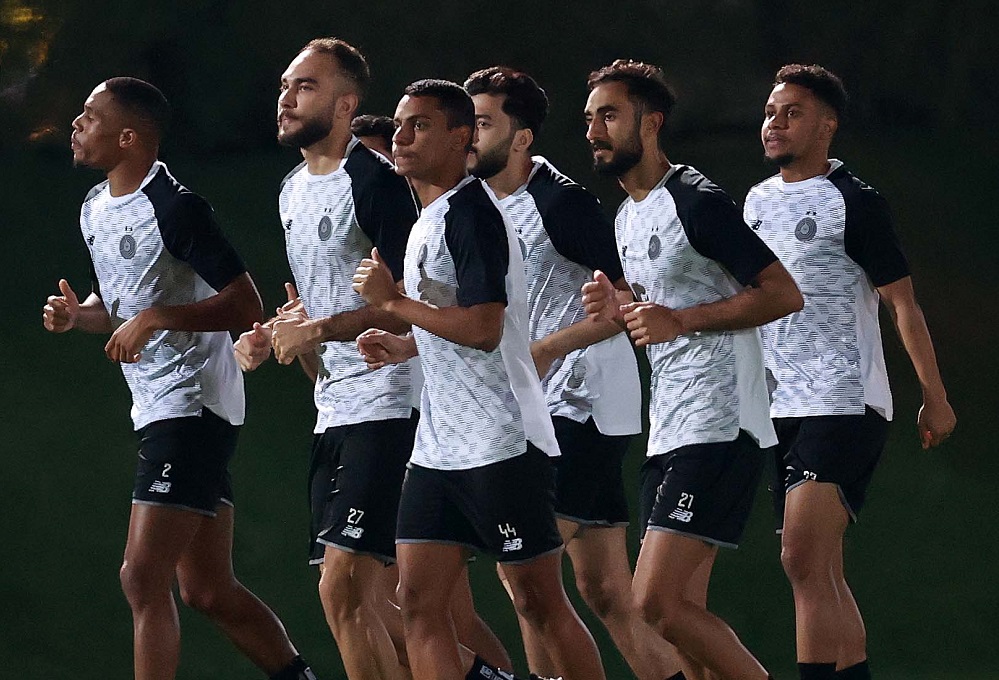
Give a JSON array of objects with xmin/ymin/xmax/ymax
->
[{"xmin": 2, "ymin": 1, "xmax": 996, "ymax": 678}]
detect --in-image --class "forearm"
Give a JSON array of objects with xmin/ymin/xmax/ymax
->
[
  {"xmin": 535, "ymin": 316, "xmax": 622, "ymax": 359},
  {"xmin": 315, "ymin": 306, "xmax": 411, "ymax": 342},
  {"xmin": 76, "ymin": 294, "xmax": 114, "ymax": 333},
  {"xmin": 674, "ymin": 286, "xmax": 792, "ymax": 334},
  {"xmin": 298, "ymin": 350, "xmax": 320, "ymax": 383},
  {"xmin": 384, "ymin": 297, "xmax": 502, "ymax": 351},
  {"xmin": 145, "ymin": 273, "xmax": 263, "ymax": 333},
  {"xmin": 890, "ymin": 302, "xmax": 948, "ymax": 400}
]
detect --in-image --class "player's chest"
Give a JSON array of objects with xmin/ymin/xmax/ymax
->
[
  {"xmin": 281, "ymin": 183, "xmax": 365, "ymax": 259},
  {"xmin": 750, "ymin": 190, "xmax": 846, "ymax": 268},
  {"xmin": 617, "ymin": 208, "xmax": 702, "ymax": 288},
  {"xmin": 84, "ymin": 203, "xmax": 162, "ymax": 272}
]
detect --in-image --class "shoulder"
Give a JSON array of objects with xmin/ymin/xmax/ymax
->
[
  {"xmin": 826, "ymin": 163, "xmax": 888, "ymax": 211},
  {"xmin": 83, "ymin": 180, "xmax": 109, "ymax": 204},
  {"xmin": 344, "ymin": 140, "xmax": 406, "ymax": 191},
  {"xmin": 143, "ymin": 169, "xmax": 215, "ymax": 229},
  {"xmin": 745, "ymin": 173, "xmax": 781, "ymax": 202},
  {"xmin": 279, "ymin": 160, "xmax": 308, "ymax": 193},
  {"xmin": 530, "ymin": 159, "xmax": 602, "ymax": 216},
  {"xmin": 665, "ymin": 165, "xmax": 739, "ymax": 218},
  {"xmin": 448, "ymin": 179, "xmax": 500, "ymax": 217}
]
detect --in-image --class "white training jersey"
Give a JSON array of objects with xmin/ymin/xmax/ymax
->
[
  {"xmin": 496, "ymin": 156, "xmax": 640, "ymax": 435},
  {"xmin": 404, "ymin": 176, "xmax": 559, "ymax": 470},
  {"xmin": 280, "ymin": 137, "xmax": 419, "ymax": 432},
  {"xmin": 744, "ymin": 160, "xmax": 909, "ymax": 420},
  {"xmin": 616, "ymin": 165, "xmax": 779, "ymax": 456},
  {"xmin": 81, "ymin": 161, "xmax": 246, "ymax": 430}
]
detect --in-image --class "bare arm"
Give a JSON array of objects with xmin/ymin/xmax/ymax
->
[
  {"xmin": 271, "ymin": 303, "xmax": 411, "ymax": 365},
  {"xmin": 105, "ymin": 272, "xmax": 263, "ymax": 363},
  {"xmin": 43, "ymin": 278, "xmax": 113, "ymax": 334},
  {"xmin": 878, "ymin": 276, "xmax": 956, "ymax": 448}
]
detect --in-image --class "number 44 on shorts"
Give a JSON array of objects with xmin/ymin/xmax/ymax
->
[{"xmin": 498, "ymin": 523, "xmax": 522, "ymax": 552}]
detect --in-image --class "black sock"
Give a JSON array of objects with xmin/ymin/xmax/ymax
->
[
  {"xmin": 836, "ymin": 660, "xmax": 871, "ymax": 679},
  {"xmin": 468, "ymin": 655, "xmax": 519, "ymax": 680},
  {"xmin": 798, "ymin": 662, "xmax": 837, "ymax": 680},
  {"xmin": 270, "ymin": 655, "xmax": 318, "ymax": 680},
  {"xmin": 665, "ymin": 672, "xmax": 687, "ymax": 680}
]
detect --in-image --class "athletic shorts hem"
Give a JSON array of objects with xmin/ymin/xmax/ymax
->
[
  {"xmin": 786, "ymin": 479, "xmax": 859, "ymax": 522},
  {"xmin": 395, "ymin": 538, "xmax": 479, "ymax": 554},
  {"xmin": 314, "ymin": 539, "xmax": 395, "ymax": 566},
  {"xmin": 645, "ymin": 525, "xmax": 740, "ymax": 550},
  {"xmin": 131, "ymin": 499, "xmax": 217, "ymax": 517},
  {"xmin": 555, "ymin": 512, "xmax": 629, "ymax": 528},
  {"xmin": 498, "ymin": 543, "xmax": 564, "ymax": 566}
]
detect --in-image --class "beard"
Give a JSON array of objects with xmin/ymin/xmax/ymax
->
[
  {"xmin": 468, "ymin": 134, "xmax": 514, "ymax": 180},
  {"xmin": 764, "ymin": 151, "xmax": 795, "ymax": 167},
  {"xmin": 277, "ymin": 114, "xmax": 334, "ymax": 150},
  {"xmin": 592, "ymin": 136, "xmax": 643, "ymax": 177}
]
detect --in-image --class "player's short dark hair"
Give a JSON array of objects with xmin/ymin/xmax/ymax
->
[
  {"xmin": 403, "ymin": 79, "xmax": 474, "ymax": 131},
  {"xmin": 351, "ymin": 114, "xmax": 394, "ymax": 147},
  {"xmin": 463, "ymin": 66, "xmax": 549, "ymax": 139},
  {"xmin": 774, "ymin": 64, "xmax": 848, "ymax": 119},
  {"xmin": 103, "ymin": 77, "xmax": 170, "ymax": 139},
  {"xmin": 300, "ymin": 37, "xmax": 370, "ymax": 98},
  {"xmin": 587, "ymin": 59, "xmax": 676, "ymax": 140}
]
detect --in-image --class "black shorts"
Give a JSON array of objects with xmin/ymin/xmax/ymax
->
[
  {"xmin": 551, "ymin": 416, "xmax": 630, "ymax": 527},
  {"xmin": 639, "ymin": 430, "xmax": 764, "ymax": 549},
  {"xmin": 396, "ymin": 444, "xmax": 563, "ymax": 564},
  {"xmin": 771, "ymin": 406, "xmax": 890, "ymax": 529},
  {"xmin": 309, "ymin": 412, "xmax": 417, "ymax": 565},
  {"xmin": 133, "ymin": 409, "xmax": 238, "ymax": 516}
]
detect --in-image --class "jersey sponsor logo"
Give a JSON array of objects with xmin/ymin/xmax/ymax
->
[
  {"xmin": 318, "ymin": 215, "xmax": 333, "ymax": 241},
  {"xmin": 648, "ymin": 234, "xmax": 662, "ymax": 260},
  {"xmin": 794, "ymin": 212, "xmax": 818, "ymax": 242},
  {"xmin": 119, "ymin": 234, "xmax": 137, "ymax": 259},
  {"xmin": 502, "ymin": 538, "xmax": 523, "ymax": 552},
  {"xmin": 148, "ymin": 480, "xmax": 172, "ymax": 494},
  {"xmin": 668, "ymin": 507, "xmax": 693, "ymax": 523},
  {"xmin": 341, "ymin": 525, "xmax": 364, "ymax": 539}
]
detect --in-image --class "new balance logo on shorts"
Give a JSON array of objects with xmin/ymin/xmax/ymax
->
[
  {"xmin": 341, "ymin": 525, "xmax": 364, "ymax": 539},
  {"xmin": 502, "ymin": 538, "xmax": 523, "ymax": 552},
  {"xmin": 668, "ymin": 507, "xmax": 693, "ymax": 523},
  {"xmin": 148, "ymin": 480, "xmax": 172, "ymax": 494}
]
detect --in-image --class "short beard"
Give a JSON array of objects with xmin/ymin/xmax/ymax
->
[
  {"xmin": 469, "ymin": 136, "xmax": 513, "ymax": 180},
  {"xmin": 277, "ymin": 115, "xmax": 334, "ymax": 150},
  {"xmin": 593, "ymin": 141, "xmax": 642, "ymax": 177},
  {"xmin": 764, "ymin": 151, "xmax": 795, "ymax": 168}
]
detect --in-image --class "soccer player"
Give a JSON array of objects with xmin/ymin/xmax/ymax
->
[
  {"xmin": 231, "ymin": 39, "xmax": 419, "ymax": 680},
  {"xmin": 463, "ymin": 65, "xmax": 685, "ymax": 680},
  {"xmin": 42, "ymin": 77, "xmax": 317, "ymax": 680},
  {"xmin": 351, "ymin": 114, "xmax": 395, "ymax": 159},
  {"xmin": 352, "ymin": 79, "xmax": 605, "ymax": 680},
  {"xmin": 580, "ymin": 60, "xmax": 803, "ymax": 680},
  {"xmin": 744, "ymin": 64, "xmax": 957, "ymax": 680}
]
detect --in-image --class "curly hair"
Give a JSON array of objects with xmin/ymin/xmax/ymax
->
[
  {"xmin": 464, "ymin": 66, "xmax": 549, "ymax": 139},
  {"xmin": 774, "ymin": 64, "xmax": 848, "ymax": 119}
]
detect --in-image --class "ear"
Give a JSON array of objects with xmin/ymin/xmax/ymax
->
[
  {"xmin": 512, "ymin": 127, "xmax": 534, "ymax": 153},
  {"xmin": 821, "ymin": 115, "xmax": 838, "ymax": 141},
  {"xmin": 337, "ymin": 92, "xmax": 360, "ymax": 120},
  {"xmin": 118, "ymin": 128, "xmax": 138, "ymax": 150},
  {"xmin": 451, "ymin": 125, "xmax": 473, "ymax": 152},
  {"xmin": 643, "ymin": 110, "xmax": 664, "ymax": 140}
]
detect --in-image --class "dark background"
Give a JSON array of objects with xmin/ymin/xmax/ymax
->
[{"xmin": 2, "ymin": 2, "xmax": 996, "ymax": 678}]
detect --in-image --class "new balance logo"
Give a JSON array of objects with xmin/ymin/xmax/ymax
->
[
  {"xmin": 750, "ymin": 219, "xmax": 762, "ymax": 231},
  {"xmin": 342, "ymin": 525, "xmax": 364, "ymax": 539},
  {"xmin": 668, "ymin": 508, "xmax": 693, "ymax": 523},
  {"xmin": 501, "ymin": 538, "xmax": 523, "ymax": 552},
  {"xmin": 148, "ymin": 480, "xmax": 172, "ymax": 494},
  {"xmin": 284, "ymin": 219, "xmax": 293, "ymax": 231},
  {"xmin": 87, "ymin": 234, "xmax": 95, "ymax": 246}
]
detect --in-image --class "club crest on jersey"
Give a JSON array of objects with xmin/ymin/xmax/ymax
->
[
  {"xmin": 318, "ymin": 216, "xmax": 333, "ymax": 241},
  {"xmin": 794, "ymin": 213, "xmax": 818, "ymax": 242},
  {"xmin": 648, "ymin": 234, "xmax": 662, "ymax": 259},
  {"xmin": 119, "ymin": 234, "xmax": 137, "ymax": 259}
]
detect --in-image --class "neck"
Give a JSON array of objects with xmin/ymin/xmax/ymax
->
[
  {"xmin": 410, "ymin": 161, "xmax": 468, "ymax": 208},
  {"xmin": 106, "ymin": 154, "xmax": 157, "ymax": 197},
  {"xmin": 778, "ymin": 154, "xmax": 832, "ymax": 183},
  {"xmin": 302, "ymin": 125, "xmax": 353, "ymax": 175},
  {"xmin": 618, "ymin": 147, "xmax": 671, "ymax": 202},
  {"xmin": 484, "ymin": 154, "xmax": 533, "ymax": 199}
]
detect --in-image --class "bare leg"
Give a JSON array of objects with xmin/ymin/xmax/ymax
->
[
  {"xmin": 832, "ymin": 533, "xmax": 867, "ymax": 670},
  {"xmin": 633, "ymin": 531, "xmax": 768, "ymax": 679},
  {"xmin": 319, "ymin": 546, "xmax": 408, "ymax": 680},
  {"xmin": 175, "ymin": 504, "xmax": 300, "ymax": 674},
  {"xmin": 565, "ymin": 522, "xmax": 684, "ymax": 680},
  {"xmin": 781, "ymin": 482, "xmax": 849, "ymax": 666},
  {"xmin": 451, "ymin": 564, "xmax": 512, "ymax": 670},
  {"xmin": 397, "ymin": 542, "xmax": 469, "ymax": 680},
  {"xmin": 502, "ymin": 549, "xmax": 606, "ymax": 680}
]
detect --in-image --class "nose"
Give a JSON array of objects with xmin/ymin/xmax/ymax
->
[
  {"xmin": 71, "ymin": 114, "xmax": 83, "ymax": 131},
  {"xmin": 278, "ymin": 87, "xmax": 294, "ymax": 109},
  {"xmin": 585, "ymin": 118, "xmax": 604, "ymax": 143},
  {"xmin": 769, "ymin": 111, "xmax": 788, "ymax": 130},
  {"xmin": 393, "ymin": 124, "xmax": 411, "ymax": 147}
]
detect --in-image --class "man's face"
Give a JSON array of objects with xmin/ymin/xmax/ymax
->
[
  {"xmin": 70, "ymin": 83, "xmax": 124, "ymax": 170},
  {"xmin": 762, "ymin": 82, "xmax": 834, "ymax": 167},
  {"xmin": 392, "ymin": 95, "xmax": 466, "ymax": 181},
  {"xmin": 584, "ymin": 81, "xmax": 644, "ymax": 177},
  {"xmin": 467, "ymin": 93, "xmax": 516, "ymax": 180},
  {"xmin": 277, "ymin": 49, "xmax": 341, "ymax": 149}
]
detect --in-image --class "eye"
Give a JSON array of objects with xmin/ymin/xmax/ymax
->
[
  {"xmin": 604, "ymin": 112, "xmax": 616, "ymax": 122},
  {"xmin": 476, "ymin": 120, "xmax": 489, "ymax": 129}
]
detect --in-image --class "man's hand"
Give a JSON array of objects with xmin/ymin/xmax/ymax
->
[
  {"xmin": 582, "ymin": 270, "xmax": 623, "ymax": 324},
  {"xmin": 105, "ymin": 308, "xmax": 158, "ymax": 363},
  {"xmin": 277, "ymin": 281, "xmax": 304, "ymax": 319},
  {"xmin": 272, "ymin": 315, "xmax": 321, "ymax": 365},
  {"xmin": 43, "ymin": 279, "xmax": 80, "ymax": 332},
  {"xmin": 352, "ymin": 247, "xmax": 403, "ymax": 310},
  {"xmin": 622, "ymin": 301, "xmax": 684, "ymax": 347},
  {"xmin": 917, "ymin": 396, "xmax": 956, "ymax": 449},
  {"xmin": 356, "ymin": 329, "xmax": 417, "ymax": 370},
  {"xmin": 234, "ymin": 322, "xmax": 273, "ymax": 372}
]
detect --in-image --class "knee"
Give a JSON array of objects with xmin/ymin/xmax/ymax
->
[
  {"xmin": 318, "ymin": 561, "xmax": 363, "ymax": 624},
  {"xmin": 576, "ymin": 572, "xmax": 625, "ymax": 620},
  {"xmin": 633, "ymin": 588, "xmax": 678, "ymax": 638},
  {"xmin": 119, "ymin": 558, "xmax": 168, "ymax": 610},
  {"xmin": 510, "ymin": 580, "xmax": 561, "ymax": 629},
  {"xmin": 178, "ymin": 579, "xmax": 229, "ymax": 616},
  {"xmin": 397, "ymin": 579, "xmax": 442, "ymax": 629},
  {"xmin": 780, "ymin": 539, "xmax": 819, "ymax": 585}
]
